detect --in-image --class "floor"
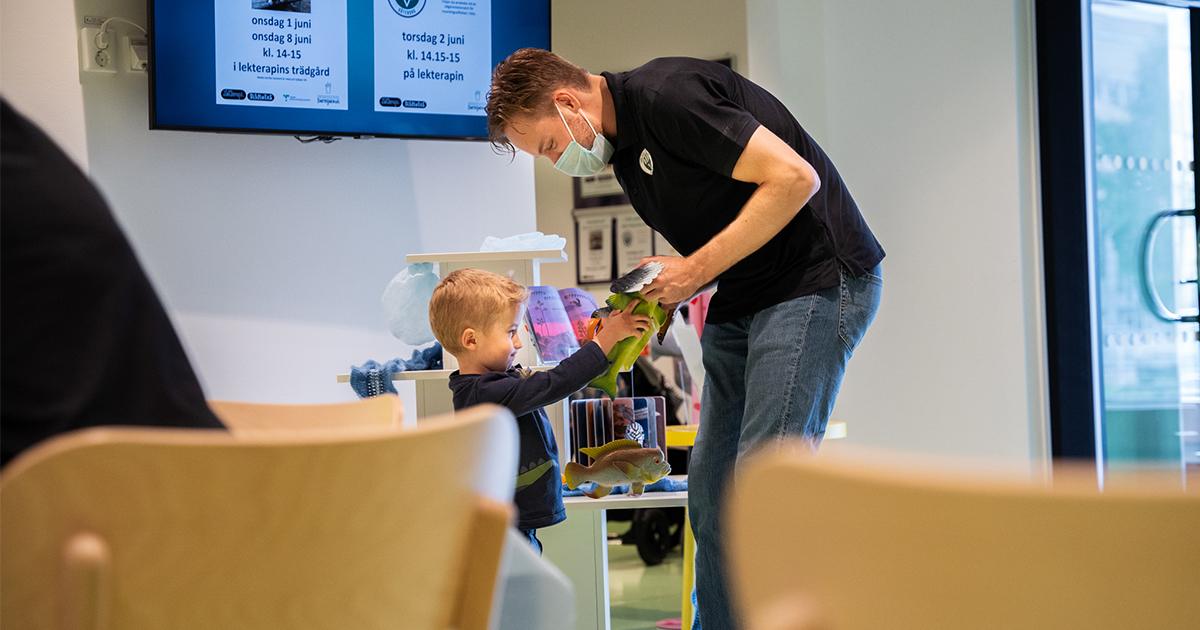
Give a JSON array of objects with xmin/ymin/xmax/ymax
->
[{"xmin": 606, "ymin": 519, "xmax": 687, "ymax": 630}]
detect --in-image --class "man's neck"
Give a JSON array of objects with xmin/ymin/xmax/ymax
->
[{"xmin": 590, "ymin": 73, "xmax": 617, "ymax": 139}]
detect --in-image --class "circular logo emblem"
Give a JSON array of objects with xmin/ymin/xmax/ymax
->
[
  {"xmin": 389, "ymin": 0, "xmax": 426, "ymax": 18},
  {"xmin": 639, "ymin": 148, "xmax": 654, "ymax": 175}
]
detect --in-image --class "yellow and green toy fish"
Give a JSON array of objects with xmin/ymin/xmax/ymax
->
[
  {"xmin": 563, "ymin": 439, "xmax": 672, "ymax": 498},
  {"xmin": 586, "ymin": 291, "xmax": 670, "ymax": 398}
]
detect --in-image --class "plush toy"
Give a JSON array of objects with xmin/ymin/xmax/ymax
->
[{"xmin": 563, "ymin": 439, "xmax": 672, "ymax": 498}]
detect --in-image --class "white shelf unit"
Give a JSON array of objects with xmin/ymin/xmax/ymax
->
[
  {"xmin": 335, "ymin": 365, "xmax": 555, "ymax": 422},
  {"xmin": 405, "ymin": 248, "xmax": 568, "ymax": 372},
  {"xmin": 338, "ymin": 248, "xmax": 573, "ymax": 462}
]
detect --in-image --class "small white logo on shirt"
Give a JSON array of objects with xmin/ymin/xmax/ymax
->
[{"xmin": 639, "ymin": 148, "xmax": 654, "ymax": 175}]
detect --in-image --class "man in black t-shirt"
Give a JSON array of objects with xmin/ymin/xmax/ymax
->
[
  {"xmin": 1, "ymin": 99, "xmax": 225, "ymax": 467},
  {"xmin": 486, "ymin": 50, "xmax": 884, "ymax": 630}
]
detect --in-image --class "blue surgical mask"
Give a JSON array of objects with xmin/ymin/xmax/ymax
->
[{"xmin": 553, "ymin": 103, "xmax": 614, "ymax": 177}]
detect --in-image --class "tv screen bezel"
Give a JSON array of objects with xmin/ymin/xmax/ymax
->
[{"xmin": 146, "ymin": 0, "xmax": 550, "ymax": 141}]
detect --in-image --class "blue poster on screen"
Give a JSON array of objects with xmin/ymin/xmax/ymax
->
[
  {"xmin": 214, "ymin": 0, "xmax": 349, "ymax": 110},
  {"xmin": 373, "ymin": 0, "xmax": 491, "ymax": 115}
]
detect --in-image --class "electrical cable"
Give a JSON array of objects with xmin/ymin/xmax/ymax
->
[
  {"xmin": 95, "ymin": 17, "xmax": 147, "ymax": 50},
  {"xmin": 294, "ymin": 135, "xmax": 342, "ymax": 144}
]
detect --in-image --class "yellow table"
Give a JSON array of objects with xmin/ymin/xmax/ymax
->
[{"xmin": 666, "ymin": 425, "xmax": 699, "ymax": 627}]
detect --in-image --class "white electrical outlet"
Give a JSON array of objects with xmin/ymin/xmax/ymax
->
[
  {"xmin": 80, "ymin": 26, "xmax": 117, "ymax": 73},
  {"xmin": 125, "ymin": 36, "xmax": 148, "ymax": 72}
]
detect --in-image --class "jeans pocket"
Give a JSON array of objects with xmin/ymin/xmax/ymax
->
[{"xmin": 838, "ymin": 270, "xmax": 882, "ymax": 352}]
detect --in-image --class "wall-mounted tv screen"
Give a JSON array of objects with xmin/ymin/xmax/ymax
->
[{"xmin": 149, "ymin": 0, "xmax": 550, "ymax": 140}]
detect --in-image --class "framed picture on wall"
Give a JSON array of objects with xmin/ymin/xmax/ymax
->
[
  {"xmin": 575, "ymin": 210, "xmax": 615, "ymax": 284},
  {"xmin": 615, "ymin": 210, "xmax": 654, "ymax": 277},
  {"xmin": 573, "ymin": 165, "xmax": 629, "ymax": 209},
  {"xmin": 574, "ymin": 206, "xmax": 662, "ymax": 285}
]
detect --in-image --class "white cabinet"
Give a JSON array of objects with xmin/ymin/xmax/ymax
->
[{"xmin": 338, "ymin": 248, "xmax": 573, "ymax": 463}]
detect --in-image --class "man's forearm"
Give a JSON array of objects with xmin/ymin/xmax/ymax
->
[
  {"xmin": 638, "ymin": 125, "xmax": 820, "ymax": 305},
  {"xmin": 688, "ymin": 172, "xmax": 818, "ymax": 286}
]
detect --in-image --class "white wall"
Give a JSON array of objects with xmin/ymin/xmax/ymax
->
[
  {"xmin": 1, "ymin": 0, "xmax": 89, "ymax": 169},
  {"xmin": 3, "ymin": 0, "xmax": 537, "ymax": 405},
  {"xmin": 746, "ymin": 0, "xmax": 1048, "ymax": 463}
]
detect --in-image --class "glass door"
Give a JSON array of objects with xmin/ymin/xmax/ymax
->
[{"xmin": 1089, "ymin": 0, "xmax": 1200, "ymax": 486}]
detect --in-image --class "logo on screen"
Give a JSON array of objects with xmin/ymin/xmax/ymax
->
[{"xmin": 389, "ymin": 0, "xmax": 426, "ymax": 18}]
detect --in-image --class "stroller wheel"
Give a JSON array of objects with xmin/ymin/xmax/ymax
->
[{"xmin": 634, "ymin": 508, "xmax": 672, "ymax": 566}]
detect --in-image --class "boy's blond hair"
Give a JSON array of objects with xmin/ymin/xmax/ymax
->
[{"xmin": 429, "ymin": 269, "xmax": 529, "ymax": 355}]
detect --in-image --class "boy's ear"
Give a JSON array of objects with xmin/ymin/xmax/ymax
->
[{"xmin": 460, "ymin": 328, "xmax": 478, "ymax": 351}]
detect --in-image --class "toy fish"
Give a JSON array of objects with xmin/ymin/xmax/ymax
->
[
  {"xmin": 564, "ymin": 439, "xmax": 672, "ymax": 498},
  {"xmin": 610, "ymin": 261, "xmax": 664, "ymax": 294},
  {"xmin": 586, "ymin": 292, "xmax": 669, "ymax": 398},
  {"xmin": 590, "ymin": 302, "xmax": 676, "ymax": 346}
]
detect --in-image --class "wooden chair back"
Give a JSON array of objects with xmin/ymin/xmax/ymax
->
[
  {"xmin": 728, "ymin": 447, "xmax": 1200, "ymax": 630},
  {"xmin": 208, "ymin": 394, "xmax": 406, "ymax": 436},
  {"xmin": 1, "ymin": 404, "xmax": 516, "ymax": 630}
]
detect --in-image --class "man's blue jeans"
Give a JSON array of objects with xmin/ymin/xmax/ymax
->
[{"xmin": 689, "ymin": 265, "xmax": 882, "ymax": 630}]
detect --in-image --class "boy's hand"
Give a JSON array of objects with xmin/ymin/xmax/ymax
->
[{"xmin": 593, "ymin": 300, "xmax": 654, "ymax": 355}]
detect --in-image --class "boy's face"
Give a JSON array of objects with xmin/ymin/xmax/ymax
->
[{"xmin": 475, "ymin": 303, "xmax": 524, "ymax": 372}]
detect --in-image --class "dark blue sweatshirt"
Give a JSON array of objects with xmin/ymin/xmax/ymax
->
[{"xmin": 448, "ymin": 342, "xmax": 608, "ymax": 530}]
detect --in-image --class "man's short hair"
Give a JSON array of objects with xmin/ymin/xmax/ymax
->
[
  {"xmin": 486, "ymin": 48, "xmax": 590, "ymax": 154},
  {"xmin": 429, "ymin": 268, "xmax": 528, "ymax": 355}
]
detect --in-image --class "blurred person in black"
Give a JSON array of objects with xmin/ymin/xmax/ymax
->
[{"xmin": 1, "ymin": 99, "xmax": 224, "ymax": 467}]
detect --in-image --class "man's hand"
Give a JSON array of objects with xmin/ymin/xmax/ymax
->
[{"xmin": 638, "ymin": 256, "xmax": 705, "ymax": 305}]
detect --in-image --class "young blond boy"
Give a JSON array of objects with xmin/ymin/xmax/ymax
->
[{"xmin": 429, "ymin": 268, "xmax": 651, "ymax": 553}]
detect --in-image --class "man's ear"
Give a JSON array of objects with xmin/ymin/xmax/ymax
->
[
  {"xmin": 553, "ymin": 89, "xmax": 579, "ymax": 112},
  {"xmin": 460, "ymin": 328, "xmax": 478, "ymax": 351}
]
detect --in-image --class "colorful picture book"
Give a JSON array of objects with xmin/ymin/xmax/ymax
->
[
  {"xmin": 525, "ymin": 286, "xmax": 601, "ymax": 365},
  {"xmin": 557, "ymin": 287, "xmax": 601, "ymax": 346},
  {"xmin": 569, "ymin": 396, "xmax": 667, "ymax": 464}
]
